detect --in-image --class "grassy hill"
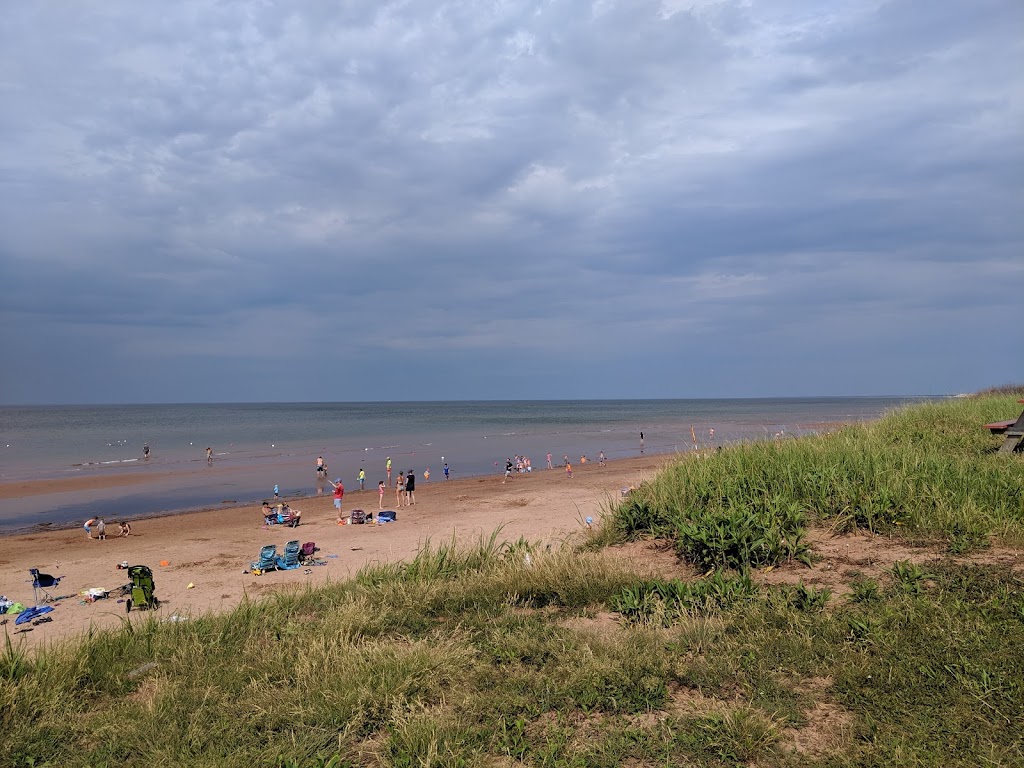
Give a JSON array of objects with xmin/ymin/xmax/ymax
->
[{"xmin": 3, "ymin": 392, "xmax": 1023, "ymax": 767}]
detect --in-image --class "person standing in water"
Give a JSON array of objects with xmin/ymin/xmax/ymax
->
[
  {"xmin": 358, "ymin": 467, "xmax": 366, "ymax": 491},
  {"xmin": 143, "ymin": 444, "xmax": 150, "ymax": 460},
  {"xmin": 386, "ymin": 457, "xmax": 392, "ymax": 487},
  {"xmin": 206, "ymin": 447, "xmax": 213, "ymax": 464}
]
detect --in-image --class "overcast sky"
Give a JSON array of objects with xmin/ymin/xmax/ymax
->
[{"xmin": 1, "ymin": 1, "xmax": 1021, "ymax": 404}]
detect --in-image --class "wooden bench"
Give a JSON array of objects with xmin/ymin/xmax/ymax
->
[{"xmin": 985, "ymin": 400, "xmax": 1024, "ymax": 453}]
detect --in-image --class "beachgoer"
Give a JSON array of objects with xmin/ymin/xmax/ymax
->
[
  {"xmin": 206, "ymin": 446, "xmax": 213, "ymax": 464},
  {"xmin": 262, "ymin": 501, "xmax": 273, "ymax": 520},
  {"xmin": 386, "ymin": 457, "xmax": 392, "ymax": 487},
  {"xmin": 566, "ymin": 461, "xmax": 573, "ymax": 478},
  {"xmin": 580, "ymin": 455, "xmax": 587, "ymax": 464},
  {"xmin": 316, "ymin": 456, "xmax": 325, "ymax": 473},
  {"xmin": 96, "ymin": 518, "xmax": 106, "ymax": 541},
  {"xmin": 443, "ymin": 463, "xmax": 450, "ymax": 480},
  {"xmin": 273, "ymin": 484, "xmax": 279, "ymax": 499},
  {"xmin": 546, "ymin": 452, "xmax": 552, "ymax": 469},
  {"xmin": 405, "ymin": 471, "xmax": 416, "ymax": 505},
  {"xmin": 396, "ymin": 472, "xmax": 405, "ymax": 506},
  {"xmin": 640, "ymin": 431, "xmax": 644, "ymax": 452},
  {"xmin": 526, "ymin": 457, "xmax": 531, "ymax": 473},
  {"xmin": 598, "ymin": 451, "xmax": 605, "ymax": 466},
  {"xmin": 84, "ymin": 517, "xmax": 97, "ymax": 539},
  {"xmin": 143, "ymin": 444, "xmax": 150, "ymax": 459},
  {"xmin": 118, "ymin": 521, "xmax": 131, "ymax": 537},
  {"xmin": 329, "ymin": 478, "xmax": 344, "ymax": 519},
  {"xmin": 378, "ymin": 481, "xmax": 385, "ymax": 509},
  {"xmin": 562, "ymin": 454, "xmax": 569, "ymax": 466},
  {"xmin": 503, "ymin": 459, "xmax": 513, "ymax": 483},
  {"xmin": 358, "ymin": 468, "xmax": 366, "ymax": 491},
  {"xmin": 423, "ymin": 468, "xmax": 430, "ymax": 482}
]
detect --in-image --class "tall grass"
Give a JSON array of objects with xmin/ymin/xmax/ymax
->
[
  {"xmin": 613, "ymin": 394, "xmax": 1024, "ymax": 566},
  {"xmin": 3, "ymin": 543, "xmax": 1022, "ymax": 766}
]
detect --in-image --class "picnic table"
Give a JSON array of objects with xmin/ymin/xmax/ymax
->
[{"xmin": 984, "ymin": 400, "xmax": 1024, "ymax": 453}]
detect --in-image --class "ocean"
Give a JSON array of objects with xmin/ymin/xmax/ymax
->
[{"xmin": 0, "ymin": 397, "xmax": 934, "ymax": 533}]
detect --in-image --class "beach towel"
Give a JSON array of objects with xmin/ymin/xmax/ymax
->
[
  {"xmin": 378, "ymin": 510, "xmax": 397, "ymax": 522},
  {"xmin": 15, "ymin": 605, "xmax": 53, "ymax": 626}
]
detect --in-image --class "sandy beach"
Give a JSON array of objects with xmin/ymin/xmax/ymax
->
[{"xmin": 0, "ymin": 454, "xmax": 669, "ymax": 650}]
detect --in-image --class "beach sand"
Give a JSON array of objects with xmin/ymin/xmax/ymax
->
[{"xmin": 0, "ymin": 455, "xmax": 669, "ymax": 650}]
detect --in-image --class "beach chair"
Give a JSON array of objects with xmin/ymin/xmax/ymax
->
[
  {"xmin": 277, "ymin": 540, "xmax": 301, "ymax": 570},
  {"xmin": 299, "ymin": 541, "xmax": 319, "ymax": 564},
  {"xmin": 279, "ymin": 508, "xmax": 301, "ymax": 528},
  {"xmin": 125, "ymin": 565, "xmax": 159, "ymax": 613},
  {"xmin": 251, "ymin": 544, "xmax": 278, "ymax": 573},
  {"xmin": 29, "ymin": 568, "xmax": 62, "ymax": 604}
]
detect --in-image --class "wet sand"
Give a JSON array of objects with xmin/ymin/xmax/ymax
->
[
  {"xmin": 0, "ymin": 471, "xmax": 171, "ymax": 499},
  {"xmin": 0, "ymin": 454, "xmax": 671, "ymax": 651}
]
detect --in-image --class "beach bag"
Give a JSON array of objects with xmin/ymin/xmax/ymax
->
[
  {"xmin": 6, "ymin": 602, "xmax": 25, "ymax": 615},
  {"xmin": 378, "ymin": 510, "xmax": 397, "ymax": 522},
  {"xmin": 350, "ymin": 509, "xmax": 366, "ymax": 524}
]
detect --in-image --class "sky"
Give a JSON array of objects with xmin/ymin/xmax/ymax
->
[{"xmin": 1, "ymin": 1, "xmax": 1021, "ymax": 405}]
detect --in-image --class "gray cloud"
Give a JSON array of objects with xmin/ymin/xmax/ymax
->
[{"xmin": 1, "ymin": 0, "xmax": 1021, "ymax": 403}]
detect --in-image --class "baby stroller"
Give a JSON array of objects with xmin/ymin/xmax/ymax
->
[{"xmin": 125, "ymin": 565, "xmax": 159, "ymax": 613}]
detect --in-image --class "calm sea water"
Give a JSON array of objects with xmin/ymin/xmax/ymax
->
[{"xmin": 0, "ymin": 398, "xmax": 933, "ymax": 533}]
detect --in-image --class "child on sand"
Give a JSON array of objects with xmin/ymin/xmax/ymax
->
[
  {"xmin": 566, "ymin": 462, "xmax": 573, "ymax": 478},
  {"xmin": 118, "ymin": 521, "xmax": 131, "ymax": 537},
  {"xmin": 96, "ymin": 518, "xmax": 107, "ymax": 540}
]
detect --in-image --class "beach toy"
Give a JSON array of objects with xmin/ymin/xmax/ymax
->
[
  {"xmin": 186, "ymin": 582, "xmax": 195, "ymax": 589},
  {"xmin": 160, "ymin": 560, "xmax": 170, "ymax": 567}
]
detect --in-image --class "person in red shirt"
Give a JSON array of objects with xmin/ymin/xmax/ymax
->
[{"xmin": 329, "ymin": 478, "xmax": 345, "ymax": 522}]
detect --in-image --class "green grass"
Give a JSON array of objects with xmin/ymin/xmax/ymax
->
[
  {"xmin": 2, "ymin": 393, "xmax": 1023, "ymax": 767},
  {"xmin": 611, "ymin": 393, "xmax": 1024, "ymax": 564}
]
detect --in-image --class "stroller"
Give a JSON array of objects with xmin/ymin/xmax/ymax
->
[{"xmin": 125, "ymin": 565, "xmax": 159, "ymax": 613}]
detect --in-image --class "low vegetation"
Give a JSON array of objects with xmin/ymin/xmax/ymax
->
[
  {"xmin": 606, "ymin": 392, "xmax": 1024, "ymax": 562},
  {"xmin": 2, "ymin": 393, "xmax": 1023, "ymax": 766}
]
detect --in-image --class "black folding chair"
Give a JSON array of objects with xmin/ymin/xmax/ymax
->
[{"xmin": 30, "ymin": 568, "xmax": 62, "ymax": 604}]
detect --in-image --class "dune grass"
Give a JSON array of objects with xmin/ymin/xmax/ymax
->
[
  {"xmin": 607, "ymin": 393, "xmax": 1024, "ymax": 566},
  {"xmin": 2, "ymin": 393, "xmax": 1023, "ymax": 766}
]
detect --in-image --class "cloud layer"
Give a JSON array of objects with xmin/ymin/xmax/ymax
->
[{"xmin": 1, "ymin": 0, "xmax": 1021, "ymax": 403}]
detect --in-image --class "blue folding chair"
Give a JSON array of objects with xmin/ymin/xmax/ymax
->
[
  {"xmin": 30, "ymin": 568, "xmax": 62, "ymax": 604},
  {"xmin": 250, "ymin": 545, "xmax": 278, "ymax": 573},
  {"xmin": 277, "ymin": 540, "xmax": 301, "ymax": 570}
]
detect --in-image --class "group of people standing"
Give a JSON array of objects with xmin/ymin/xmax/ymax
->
[{"xmin": 310, "ymin": 455, "xmax": 447, "ymax": 517}]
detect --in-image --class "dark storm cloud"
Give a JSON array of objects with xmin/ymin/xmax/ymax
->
[{"xmin": 0, "ymin": 0, "xmax": 1021, "ymax": 403}]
